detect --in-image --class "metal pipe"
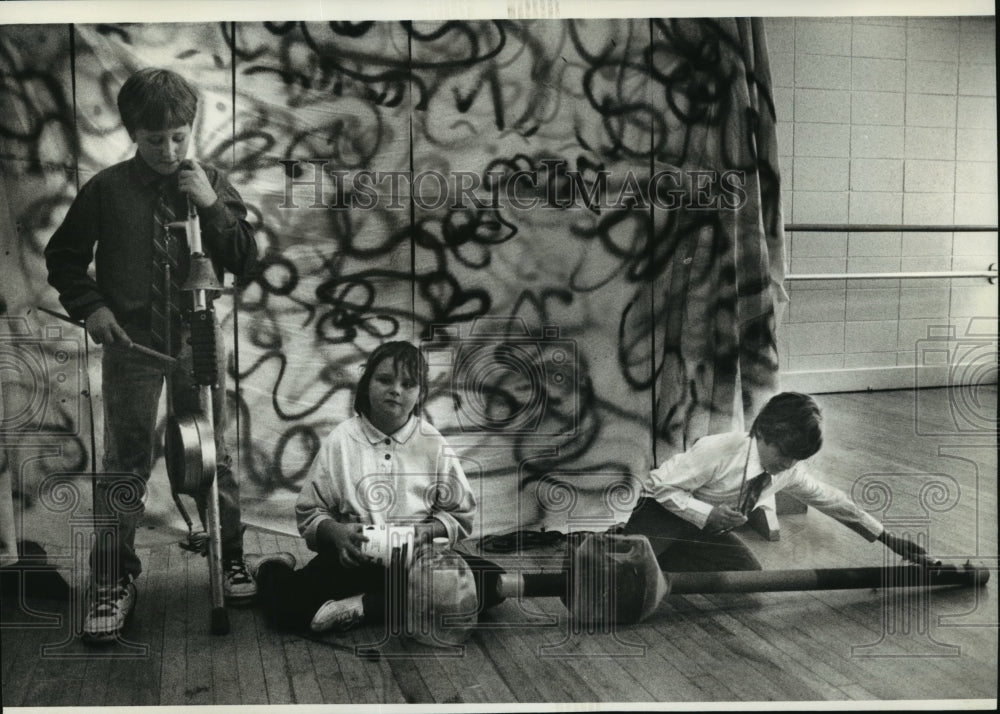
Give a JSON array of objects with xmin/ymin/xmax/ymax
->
[
  {"xmin": 786, "ymin": 268, "xmax": 998, "ymax": 281},
  {"xmin": 500, "ymin": 562, "xmax": 988, "ymax": 600},
  {"xmin": 669, "ymin": 562, "xmax": 989, "ymax": 595},
  {"xmin": 785, "ymin": 224, "xmax": 998, "ymax": 233},
  {"xmin": 182, "ymin": 193, "xmax": 228, "ymax": 636}
]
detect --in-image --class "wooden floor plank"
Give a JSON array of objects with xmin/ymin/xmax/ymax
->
[
  {"xmin": 330, "ymin": 626, "xmax": 384, "ymax": 703},
  {"xmin": 5, "ymin": 612, "xmax": 71, "ymax": 707},
  {"xmin": 692, "ymin": 594, "xmax": 848, "ymax": 701},
  {"xmin": 2, "ymin": 622, "xmax": 37, "ymax": 706},
  {"xmin": 835, "ymin": 592, "xmax": 997, "ymax": 696},
  {"xmin": 0, "ymin": 619, "xmax": 27, "ymax": 705},
  {"xmin": 663, "ymin": 596, "xmax": 791, "ymax": 702},
  {"xmin": 116, "ymin": 545, "xmax": 166, "ymax": 706},
  {"xmin": 16, "ymin": 616, "xmax": 85, "ymax": 709},
  {"xmin": 233, "ymin": 606, "xmax": 270, "ymax": 706},
  {"xmin": 248, "ymin": 530, "xmax": 298, "ymax": 705},
  {"xmin": 384, "ymin": 638, "xmax": 436, "ymax": 703},
  {"xmin": 695, "ymin": 610, "xmax": 829, "ymax": 702},
  {"xmin": 251, "ymin": 605, "xmax": 294, "ymax": 704},
  {"xmin": 77, "ymin": 638, "xmax": 113, "ymax": 705},
  {"xmin": 747, "ymin": 596, "xmax": 859, "ymax": 688},
  {"xmin": 794, "ymin": 591, "xmax": 974, "ymax": 701},
  {"xmin": 303, "ymin": 635, "xmax": 349, "ymax": 703},
  {"xmin": 283, "ymin": 633, "xmax": 324, "ymax": 703},
  {"xmin": 159, "ymin": 543, "xmax": 188, "ymax": 705},
  {"xmin": 3, "ymin": 388, "xmax": 994, "ymax": 708},
  {"xmin": 473, "ymin": 622, "xmax": 547, "ymax": 703},
  {"xmin": 641, "ymin": 604, "xmax": 741, "ymax": 701},
  {"xmin": 546, "ymin": 608, "xmax": 661, "ymax": 704},
  {"xmin": 644, "ymin": 623, "xmax": 746, "ymax": 704},
  {"xmin": 367, "ymin": 641, "xmax": 410, "ymax": 704},
  {"xmin": 442, "ymin": 631, "xmax": 519, "ymax": 703},
  {"xmin": 838, "ymin": 683, "xmax": 881, "ymax": 700},
  {"xmin": 504, "ymin": 601, "xmax": 600, "ymax": 703},
  {"xmin": 623, "ymin": 619, "xmax": 724, "ymax": 701},
  {"xmin": 209, "ymin": 613, "xmax": 243, "ymax": 705},
  {"xmin": 395, "ymin": 633, "xmax": 462, "ymax": 703},
  {"xmin": 19, "ymin": 585, "xmax": 91, "ymax": 706},
  {"xmin": 183, "ymin": 550, "xmax": 214, "ymax": 706}
]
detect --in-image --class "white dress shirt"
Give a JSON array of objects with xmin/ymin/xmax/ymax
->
[
  {"xmin": 639, "ymin": 432, "xmax": 884, "ymax": 540},
  {"xmin": 295, "ymin": 414, "xmax": 476, "ymax": 551}
]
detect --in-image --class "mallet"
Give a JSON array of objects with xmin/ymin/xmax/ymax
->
[{"xmin": 35, "ymin": 306, "xmax": 177, "ymax": 366}]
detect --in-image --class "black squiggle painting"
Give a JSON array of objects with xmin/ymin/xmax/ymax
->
[{"xmin": 0, "ymin": 18, "xmax": 783, "ymax": 537}]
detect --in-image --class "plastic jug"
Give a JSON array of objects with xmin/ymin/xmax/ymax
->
[{"xmin": 407, "ymin": 537, "xmax": 478, "ymax": 646}]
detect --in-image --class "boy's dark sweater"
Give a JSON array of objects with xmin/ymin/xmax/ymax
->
[{"xmin": 45, "ymin": 153, "xmax": 256, "ymax": 352}]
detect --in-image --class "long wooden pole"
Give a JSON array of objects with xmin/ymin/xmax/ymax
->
[{"xmin": 183, "ymin": 194, "xmax": 229, "ymax": 636}]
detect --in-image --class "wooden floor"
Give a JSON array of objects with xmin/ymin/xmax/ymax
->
[{"xmin": 1, "ymin": 388, "xmax": 997, "ymax": 708}]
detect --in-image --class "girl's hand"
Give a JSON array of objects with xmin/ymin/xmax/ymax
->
[{"xmin": 319, "ymin": 520, "xmax": 368, "ymax": 568}]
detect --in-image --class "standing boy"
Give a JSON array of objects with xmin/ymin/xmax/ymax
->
[
  {"xmin": 626, "ymin": 392, "xmax": 929, "ymax": 571},
  {"xmin": 45, "ymin": 68, "xmax": 258, "ymax": 643}
]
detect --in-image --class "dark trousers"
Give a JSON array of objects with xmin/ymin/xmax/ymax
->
[
  {"xmin": 623, "ymin": 498, "xmax": 761, "ymax": 572},
  {"xmin": 92, "ymin": 330, "xmax": 242, "ymax": 584},
  {"xmin": 257, "ymin": 550, "xmax": 503, "ymax": 632}
]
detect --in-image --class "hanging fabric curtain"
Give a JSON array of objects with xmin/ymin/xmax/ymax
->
[
  {"xmin": 638, "ymin": 18, "xmax": 785, "ymax": 459},
  {"xmin": 0, "ymin": 17, "xmax": 785, "ymax": 541}
]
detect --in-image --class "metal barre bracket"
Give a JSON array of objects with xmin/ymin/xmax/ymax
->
[{"xmin": 785, "ymin": 264, "xmax": 998, "ymax": 282}]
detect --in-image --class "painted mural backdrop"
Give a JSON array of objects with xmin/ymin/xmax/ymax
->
[{"xmin": 0, "ymin": 19, "xmax": 783, "ymax": 546}]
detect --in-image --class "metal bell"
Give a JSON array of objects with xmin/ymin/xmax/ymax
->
[{"xmin": 182, "ymin": 255, "xmax": 223, "ymax": 291}]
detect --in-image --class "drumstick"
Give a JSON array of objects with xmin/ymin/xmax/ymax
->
[{"xmin": 35, "ymin": 305, "xmax": 177, "ymax": 366}]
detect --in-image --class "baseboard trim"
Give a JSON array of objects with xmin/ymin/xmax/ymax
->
[{"xmin": 782, "ymin": 363, "xmax": 999, "ymax": 394}]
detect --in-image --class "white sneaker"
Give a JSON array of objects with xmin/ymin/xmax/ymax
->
[
  {"xmin": 310, "ymin": 594, "xmax": 365, "ymax": 633},
  {"xmin": 245, "ymin": 552, "xmax": 297, "ymax": 580},
  {"xmin": 82, "ymin": 578, "xmax": 137, "ymax": 643},
  {"xmin": 223, "ymin": 557, "xmax": 257, "ymax": 601}
]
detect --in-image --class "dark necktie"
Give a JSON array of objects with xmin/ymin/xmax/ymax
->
[
  {"xmin": 150, "ymin": 181, "xmax": 182, "ymax": 355},
  {"xmin": 738, "ymin": 471, "xmax": 771, "ymax": 516}
]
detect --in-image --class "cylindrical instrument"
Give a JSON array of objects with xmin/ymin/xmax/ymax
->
[
  {"xmin": 668, "ymin": 564, "xmax": 989, "ymax": 594},
  {"xmin": 162, "ymin": 171, "xmax": 228, "ymax": 636},
  {"xmin": 185, "ymin": 193, "xmax": 228, "ymax": 636},
  {"xmin": 497, "ymin": 533, "xmax": 989, "ymax": 627}
]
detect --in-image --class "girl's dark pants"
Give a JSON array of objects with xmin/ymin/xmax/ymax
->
[{"xmin": 256, "ymin": 550, "xmax": 503, "ymax": 632}]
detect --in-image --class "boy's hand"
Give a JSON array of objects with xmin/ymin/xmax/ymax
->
[
  {"xmin": 84, "ymin": 306, "xmax": 132, "ymax": 347},
  {"xmin": 879, "ymin": 531, "xmax": 934, "ymax": 565},
  {"xmin": 705, "ymin": 505, "xmax": 748, "ymax": 535},
  {"xmin": 177, "ymin": 160, "xmax": 218, "ymax": 210},
  {"xmin": 319, "ymin": 520, "xmax": 368, "ymax": 568}
]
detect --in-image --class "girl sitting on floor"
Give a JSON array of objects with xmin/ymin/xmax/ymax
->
[{"xmin": 255, "ymin": 340, "xmax": 495, "ymax": 633}]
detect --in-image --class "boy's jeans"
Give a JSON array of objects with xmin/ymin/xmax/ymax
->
[{"xmin": 90, "ymin": 326, "xmax": 242, "ymax": 584}]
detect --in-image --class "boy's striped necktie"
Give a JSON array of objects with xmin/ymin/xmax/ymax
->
[
  {"xmin": 738, "ymin": 471, "xmax": 771, "ymax": 516},
  {"xmin": 150, "ymin": 182, "xmax": 182, "ymax": 355}
]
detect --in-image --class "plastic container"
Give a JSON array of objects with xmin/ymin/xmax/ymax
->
[{"xmin": 406, "ymin": 537, "xmax": 478, "ymax": 647}]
